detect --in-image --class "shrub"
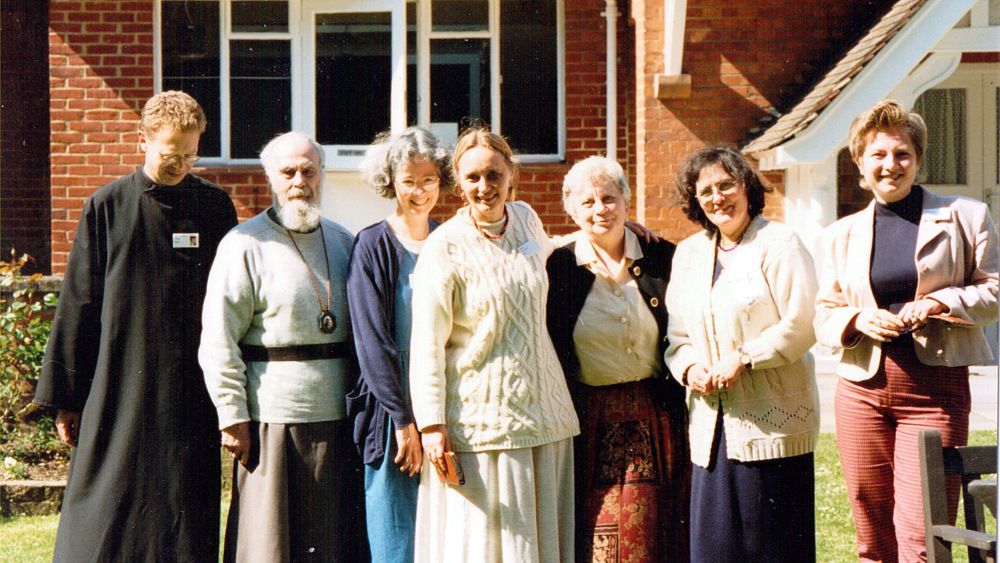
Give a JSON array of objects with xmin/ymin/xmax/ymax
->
[{"xmin": 0, "ymin": 251, "xmax": 66, "ymax": 467}]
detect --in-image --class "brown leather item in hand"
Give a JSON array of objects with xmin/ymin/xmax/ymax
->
[{"xmin": 435, "ymin": 452, "xmax": 465, "ymax": 486}]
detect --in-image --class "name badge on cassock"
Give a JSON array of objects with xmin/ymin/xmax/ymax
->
[{"xmin": 172, "ymin": 233, "xmax": 200, "ymax": 249}]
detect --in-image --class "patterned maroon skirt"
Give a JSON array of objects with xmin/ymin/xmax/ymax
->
[{"xmin": 574, "ymin": 377, "xmax": 690, "ymax": 563}]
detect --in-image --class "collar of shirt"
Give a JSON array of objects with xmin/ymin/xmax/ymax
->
[{"xmin": 573, "ymin": 229, "xmax": 644, "ymax": 278}]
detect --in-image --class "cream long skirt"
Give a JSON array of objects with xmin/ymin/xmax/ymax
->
[{"xmin": 414, "ymin": 438, "xmax": 575, "ymax": 563}]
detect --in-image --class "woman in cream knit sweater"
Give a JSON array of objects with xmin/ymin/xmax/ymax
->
[
  {"xmin": 408, "ymin": 128, "xmax": 579, "ymax": 563},
  {"xmin": 665, "ymin": 146, "xmax": 820, "ymax": 562}
]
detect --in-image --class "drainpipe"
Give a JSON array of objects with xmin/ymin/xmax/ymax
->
[{"xmin": 603, "ymin": 0, "xmax": 617, "ymax": 161}]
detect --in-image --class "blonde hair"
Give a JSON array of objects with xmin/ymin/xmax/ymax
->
[
  {"xmin": 848, "ymin": 99, "xmax": 927, "ymax": 165},
  {"xmin": 451, "ymin": 127, "xmax": 518, "ymax": 189},
  {"xmin": 561, "ymin": 156, "xmax": 631, "ymax": 216},
  {"xmin": 140, "ymin": 91, "xmax": 207, "ymax": 135}
]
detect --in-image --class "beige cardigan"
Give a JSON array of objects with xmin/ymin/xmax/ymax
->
[
  {"xmin": 814, "ymin": 187, "xmax": 999, "ymax": 381},
  {"xmin": 665, "ymin": 216, "xmax": 820, "ymax": 467}
]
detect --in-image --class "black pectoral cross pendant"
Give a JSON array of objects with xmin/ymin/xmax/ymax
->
[{"xmin": 319, "ymin": 310, "xmax": 337, "ymax": 334}]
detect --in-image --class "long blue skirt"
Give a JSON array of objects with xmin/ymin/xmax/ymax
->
[
  {"xmin": 365, "ymin": 419, "xmax": 420, "ymax": 563},
  {"xmin": 689, "ymin": 405, "xmax": 816, "ymax": 563}
]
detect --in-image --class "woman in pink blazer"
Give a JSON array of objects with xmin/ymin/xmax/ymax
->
[{"xmin": 815, "ymin": 100, "xmax": 998, "ymax": 563}]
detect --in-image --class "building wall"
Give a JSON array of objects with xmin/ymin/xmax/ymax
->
[
  {"xmin": 633, "ymin": 0, "xmax": 898, "ymax": 242},
  {"xmin": 46, "ymin": 0, "xmax": 636, "ymax": 273},
  {"xmin": 2, "ymin": 1, "xmax": 51, "ymax": 273}
]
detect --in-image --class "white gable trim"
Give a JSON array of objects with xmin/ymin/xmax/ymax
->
[{"xmin": 756, "ymin": 0, "xmax": 978, "ymax": 170}]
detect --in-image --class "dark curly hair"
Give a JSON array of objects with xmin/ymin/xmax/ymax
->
[{"xmin": 675, "ymin": 146, "xmax": 771, "ymax": 233}]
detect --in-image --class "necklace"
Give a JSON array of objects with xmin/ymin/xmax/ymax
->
[
  {"xmin": 470, "ymin": 206, "xmax": 509, "ymax": 240},
  {"xmin": 717, "ymin": 232, "xmax": 744, "ymax": 253},
  {"xmin": 284, "ymin": 226, "xmax": 337, "ymax": 334}
]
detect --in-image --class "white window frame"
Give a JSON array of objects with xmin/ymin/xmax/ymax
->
[{"xmin": 154, "ymin": 0, "xmax": 565, "ymax": 169}]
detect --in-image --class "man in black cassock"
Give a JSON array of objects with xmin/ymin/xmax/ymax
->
[{"xmin": 34, "ymin": 90, "xmax": 238, "ymax": 562}]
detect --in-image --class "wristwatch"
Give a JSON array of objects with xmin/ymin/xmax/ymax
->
[{"xmin": 737, "ymin": 346, "xmax": 752, "ymax": 371}]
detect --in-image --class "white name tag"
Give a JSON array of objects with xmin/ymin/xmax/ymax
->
[
  {"xmin": 518, "ymin": 239, "xmax": 540, "ymax": 257},
  {"xmin": 172, "ymin": 233, "xmax": 200, "ymax": 249}
]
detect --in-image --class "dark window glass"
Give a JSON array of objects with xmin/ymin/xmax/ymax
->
[
  {"xmin": 914, "ymin": 88, "xmax": 967, "ymax": 185},
  {"xmin": 232, "ymin": 1, "xmax": 289, "ymax": 33},
  {"xmin": 407, "ymin": 2, "xmax": 417, "ymax": 126},
  {"xmin": 501, "ymin": 0, "xmax": 557, "ymax": 154},
  {"xmin": 230, "ymin": 40, "xmax": 291, "ymax": 158},
  {"xmin": 430, "ymin": 39, "xmax": 491, "ymax": 129},
  {"xmin": 315, "ymin": 13, "xmax": 392, "ymax": 146},
  {"xmin": 432, "ymin": 0, "xmax": 488, "ymax": 32},
  {"xmin": 161, "ymin": 0, "xmax": 221, "ymax": 156}
]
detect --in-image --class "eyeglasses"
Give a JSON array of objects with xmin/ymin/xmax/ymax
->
[
  {"xmin": 696, "ymin": 179, "xmax": 740, "ymax": 201},
  {"xmin": 397, "ymin": 177, "xmax": 440, "ymax": 190},
  {"xmin": 158, "ymin": 152, "xmax": 201, "ymax": 166}
]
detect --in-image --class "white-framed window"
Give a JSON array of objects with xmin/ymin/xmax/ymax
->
[
  {"xmin": 156, "ymin": 0, "xmax": 564, "ymax": 169},
  {"xmin": 913, "ymin": 63, "xmax": 999, "ymax": 223}
]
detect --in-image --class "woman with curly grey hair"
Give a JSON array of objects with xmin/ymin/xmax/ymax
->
[{"xmin": 346, "ymin": 126, "xmax": 452, "ymax": 563}]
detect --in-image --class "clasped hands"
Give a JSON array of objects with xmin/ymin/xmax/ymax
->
[
  {"xmin": 685, "ymin": 350, "xmax": 746, "ymax": 395},
  {"xmin": 851, "ymin": 297, "xmax": 946, "ymax": 343}
]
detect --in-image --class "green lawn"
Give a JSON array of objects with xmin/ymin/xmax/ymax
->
[{"xmin": 1, "ymin": 431, "xmax": 996, "ymax": 562}]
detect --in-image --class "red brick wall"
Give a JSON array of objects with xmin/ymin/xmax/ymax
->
[
  {"xmin": 48, "ymin": 1, "xmax": 152, "ymax": 272},
  {"xmin": 634, "ymin": 0, "xmax": 897, "ymax": 242}
]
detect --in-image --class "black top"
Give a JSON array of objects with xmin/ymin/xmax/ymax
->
[
  {"xmin": 870, "ymin": 186, "xmax": 922, "ymax": 313},
  {"xmin": 34, "ymin": 169, "xmax": 237, "ymax": 562},
  {"xmin": 545, "ymin": 237, "xmax": 683, "ymax": 412}
]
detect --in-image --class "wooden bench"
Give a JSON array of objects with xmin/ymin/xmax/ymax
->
[{"xmin": 919, "ymin": 429, "xmax": 997, "ymax": 563}]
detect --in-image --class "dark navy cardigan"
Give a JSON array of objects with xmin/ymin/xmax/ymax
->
[
  {"xmin": 545, "ymin": 237, "xmax": 684, "ymax": 413},
  {"xmin": 345, "ymin": 219, "xmax": 436, "ymax": 465}
]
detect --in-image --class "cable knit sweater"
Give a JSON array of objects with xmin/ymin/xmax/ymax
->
[
  {"xmin": 665, "ymin": 216, "xmax": 820, "ymax": 467},
  {"xmin": 199, "ymin": 210, "xmax": 354, "ymax": 429},
  {"xmin": 408, "ymin": 201, "xmax": 580, "ymax": 452}
]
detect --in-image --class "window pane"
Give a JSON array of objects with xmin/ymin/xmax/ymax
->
[
  {"xmin": 232, "ymin": 1, "xmax": 288, "ymax": 33},
  {"xmin": 161, "ymin": 0, "xmax": 221, "ymax": 156},
  {"xmin": 315, "ymin": 13, "xmax": 392, "ymax": 146},
  {"xmin": 501, "ymin": 0, "xmax": 557, "ymax": 154},
  {"xmin": 430, "ymin": 39, "xmax": 491, "ymax": 129},
  {"xmin": 914, "ymin": 89, "xmax": 966, "ymax": 185},
  {"xmin": 230, "ymin": 40, "xmax": 291, "ymax": 158},
  {"xmin": 432, "ymin": 0, "xmax": 488, "ymax": 32},
  {"xmin": 407, "ymin": 2, "xmax": 417, "ymax": 126}
]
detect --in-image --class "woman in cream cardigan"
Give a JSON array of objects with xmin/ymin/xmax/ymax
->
[
  {"xmin": 815, "ymin": 100, "xmax": 998, "ymax": 562},
  {"xmin": 407, "ymin": 128, "xmax": 580, "ymax": 563},
  {"xmin": 665, "ymin": 146, "xmax": 820, "ymax": 562}
]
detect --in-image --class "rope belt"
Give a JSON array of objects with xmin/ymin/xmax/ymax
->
[{"xmin": 238, "ymin": 342, "xmax": 353, "ymax": 362}]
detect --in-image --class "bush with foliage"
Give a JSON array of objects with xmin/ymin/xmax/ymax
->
[{"xmin": 0, "ymin": 250, "xmax": 66, "ymax": 476}]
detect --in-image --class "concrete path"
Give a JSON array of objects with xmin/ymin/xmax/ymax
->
[{"xmin": 815, "ymin": 360, "xmax": 998, "ymax": 433}]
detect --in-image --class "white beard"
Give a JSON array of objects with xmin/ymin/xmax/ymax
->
[{"xmin": 276, "ymin": 198, "xmax": 322, "ymax": 232}]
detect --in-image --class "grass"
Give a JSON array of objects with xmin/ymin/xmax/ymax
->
[{"xmin": 1, "ymin": 432, "xmax": 996, "ymax": 562}]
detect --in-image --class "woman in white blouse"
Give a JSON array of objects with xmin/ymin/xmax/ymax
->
[{"xmin": 546, "ymin": 156, "xmax": 690, "ymax": 562}]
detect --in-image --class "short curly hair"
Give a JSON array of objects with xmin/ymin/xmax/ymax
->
[
  {"xmin": 561, "ymin": 156, "xmax": 631, "ymax": 217},
  {"xmin": 675, "ymin": 146, "xmax": 770, "ymax": 233},
  {"xmin": 848, "ymin": 99, "xmax": 927, "ymax": 167},
  {"xmin": 360, "ymin": 127, "xmax": 453, "ymax": 199},
  {"xmin": 140, "ymin": 91, "xmax": 207, "ymax": 135}
]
